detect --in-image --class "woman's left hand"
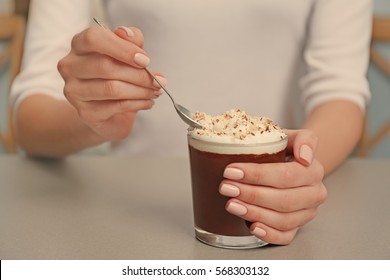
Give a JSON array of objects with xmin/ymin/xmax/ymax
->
[{"xmin": 219, "ymin": 129, "xmax": 327, "ymax": 245}]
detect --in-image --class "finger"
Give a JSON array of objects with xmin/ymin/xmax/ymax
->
[
  {"xmin": 71, "ymin": 26, "xmax": 150, "ymax": 68},
  {"xmin": 285, "ymin": 129, "xmax": 318, "ymax": 166},
  {"xmin": 225, "ymin": 199, "xmax": 317, "ymax": 231},
  {"xmin": 113, "ymin": 27, "xmax": 169, "ymax": 85},
  {"xmin": 60, "ymin": 53, "xmax": 165, "ymax": 89},
  {"xmin": 249, "ymin": 222, "xmax": 299, "ymax": 245},
  {"xmin": 220, "ymin": 180, "xmax": 327, "ymax": 212},
  {"xmin": 224, "ymin": 159, "xmax": 325, "ymax": 188},
  {"xmin": 77, "ymin": 99, "xmax": 155, "ymax": 123},
  {"xmin": 63, "ymin": 79, "xmax": 162, "ymax": 102},
  {"xmin": 114, "ymin": 26, "xmax": 145, "ymax": 48},
  {"xmin": 112, "ymin": 26, "xmax": 168, "ymax": 87}
]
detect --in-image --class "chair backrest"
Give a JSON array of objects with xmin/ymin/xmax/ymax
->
[
  {"xmin": 0, "ymin": 14, "xmax": 25, "ymax": 153},
  {"xmin": 370, "ymin": 17, "xmax": 390, "ymax": 79},
  {"xmin": 356, "ymin": 16, "xmax": 390, "ymax": 157}
]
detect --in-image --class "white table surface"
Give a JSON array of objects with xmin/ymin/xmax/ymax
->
[{"xmin": 1, "ymin": 155, "xmax": 389, "ymax": 259}]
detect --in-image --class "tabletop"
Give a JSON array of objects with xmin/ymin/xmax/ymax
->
[{"xmin": 0, "ymin": 155, "xmax": 389, "ymax": 260}]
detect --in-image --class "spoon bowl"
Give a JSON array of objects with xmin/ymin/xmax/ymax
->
[{"xmin": 144, "ymin": 68, "xmax": 203, "ymax": 129}]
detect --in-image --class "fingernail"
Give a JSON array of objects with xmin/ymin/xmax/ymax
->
[
  {"xmin": 117, "ymin": 26, "xmax": 135, "ymax": 37},
  {"xmin": 226, "ymin": 201, "xmax": 247, "ymax": 216},
  {"xmin": 152, "ymin": 76, "xmax": 167, "ymax": 88},
  {"xmin": 153, "ymin": 89, "xmax": 163, "ymax": 97},
  {"xmin": 219, "ymin": 184, "xmax": 240, "ymax": 197},
  {"xmin": 223, "ymin": 168, "xmax": 244, "ymax": 180},
  {"xmin": 134, "ymin": 53, "xmax": 150, "ymax": 67},
  {"xmin": 300, "ymin": 144, "xmax": 313, "ymax": 165},
  {"xmin": 251, "ymin": 226, "xmax": 267, "ymax": 238}
]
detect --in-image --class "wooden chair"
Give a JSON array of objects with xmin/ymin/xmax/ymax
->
[
  {"xmin": 356, "ymin": 17, "xmax": 390, "ymax": 157},
  {"xmin": 0, "ymin": 14, "xmax": 25, "ymax": 153}
]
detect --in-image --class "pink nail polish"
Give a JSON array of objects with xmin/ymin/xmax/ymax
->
[
  {"xmin": 152, "ymin": 76, "xmax": 167, "ymax": 88},
  {"xmin": 134, "ymin": 53, "xmax": 150, "ymax": 67},
  {"xmin": 223, "ymin": 168, "xmax": 244, "ymax": 180},
  {"xmin": 153, "ymin": 89, "xmax": 163, "ymax": 97},
  {"xmin": 299, "ymin": 144, "xmax": 313, "ymax": 165},
  {"xmin": 117, "ymin": 26, "xmax": 135, "ymax": 37},
  {"xmin": 251, "ymin": 227, "xmax": 266, "ymax": 238},
  {"xmin": 226, "ymin": 201, "xmax": 247, "ymax": 216},
  {"xmin": 219, "ymin": 184, "xmax": 240, "ymax": 197}
]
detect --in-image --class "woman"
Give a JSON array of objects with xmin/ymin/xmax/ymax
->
[{"xmin": 10, "ymin": 0, "xmax": 372, "ymax": 245}]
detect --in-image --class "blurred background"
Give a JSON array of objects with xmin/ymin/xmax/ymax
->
[{"xmin": 1, "ymin": 0, "xmax": 389, "ymax": 157}]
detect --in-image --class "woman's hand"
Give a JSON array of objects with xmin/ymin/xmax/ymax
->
[
  {"xmin": 57, "ymin": 25, "xmax": 166, "ymax": 140},
  {"xmin": 219, "ymin": 129, "xmax": 327, "ymax": 245}
]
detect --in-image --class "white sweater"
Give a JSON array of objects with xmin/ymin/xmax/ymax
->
[{"xmin": 10, "ymin": 0, "xmax": 372, "ymax": 157}]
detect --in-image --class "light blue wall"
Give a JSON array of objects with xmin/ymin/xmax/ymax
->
[{"xmin": 374, "ymin": 0, "xmax": 390, "ymax": 15}]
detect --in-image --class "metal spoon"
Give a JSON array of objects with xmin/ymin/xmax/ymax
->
[{"xmin": 93, "ymin": 18, "xmax": 203, "ymax": 129}]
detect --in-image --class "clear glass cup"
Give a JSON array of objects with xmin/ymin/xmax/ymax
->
[{"xmin": 188, "ymin": 134, "xmax": 288, "ymax": 249}]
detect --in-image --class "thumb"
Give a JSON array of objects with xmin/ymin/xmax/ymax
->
[{"xmin": 285, "ymin": 129, "xmax": 318, "ymax": 167}]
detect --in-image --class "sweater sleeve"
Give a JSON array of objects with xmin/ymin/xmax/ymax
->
[
  {"xmin": 300, "ymin": 0, "xmax": 373, "ymax": 114},
  {"xmin": 9, "ymin": 0, "xmax": 92, "ymax": 110}
]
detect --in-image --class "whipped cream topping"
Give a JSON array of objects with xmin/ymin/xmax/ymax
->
[
  {"xmin": 188, "ymin": 109, "xmax": 287, "ymax": 154},
  {"xmin": 189, "ymin": 109, "xmax": 286, "ymax": 144}
]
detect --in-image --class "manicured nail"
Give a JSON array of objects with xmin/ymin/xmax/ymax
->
[
  {"xmin": 134, "ymin": 53, "xmax": 150, "ymax": 67},
  {"xmin": 153, "ymin": 89, "xmax": 163, "ymax": 97},
  {"xmin": 219, "ymin": 184, "xmax": 240, "ymax": 197},
  {"xmin": 223, "ymin": 168, "xmax": 244, "ymax": 180},
  {"xmin": 300, "ymin": 144, "xmax": 313, "ymax": 165},
  {"xmin": 226, "ymin": 201, "xmax": 247, "ymax": 216},
  {"xmin": 152, "ymin": 76, "xmax": 167, "ymax": 88},
  {"xmin": 251, "ymin": 227, "xmax": 267, "ymax": 238},
  {"xmin": 117, "ymin": 26, "xmax": 135, "ymax": 37}
]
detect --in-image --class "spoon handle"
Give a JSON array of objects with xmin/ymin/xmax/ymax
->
[
  {"xmin": 93, "ymin": 18, "xmax": 176, "ymax": 106},
  {"xmin": 144, "ymin": 68, "xmax": 176, "ymax": 105}
]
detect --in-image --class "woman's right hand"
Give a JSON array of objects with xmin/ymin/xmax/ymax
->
[{"xmin": 57, "ymin": 25, "xmax": 165, "ymax": 141}]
